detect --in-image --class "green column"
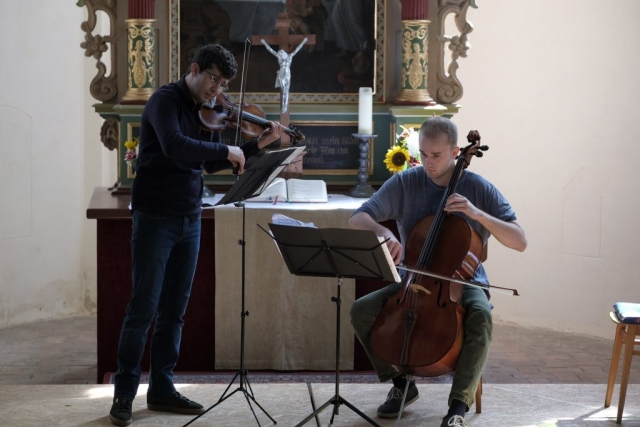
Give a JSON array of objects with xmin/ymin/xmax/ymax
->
[
  {"xmin": 122, "ymin": 19, "xmax": 156, "ymax": 102},
  {"xmin": 394, "ymin": 20, "xmax": 435, "ymax": 105}
]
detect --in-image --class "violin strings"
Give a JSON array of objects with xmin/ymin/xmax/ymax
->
[
  {"xmin": 223, "ymin": 99, "xmax": 295, "ymax": 136},
  {"xmin": 223, "ymin": 100, "xmax": 270, "ymax": 126}
]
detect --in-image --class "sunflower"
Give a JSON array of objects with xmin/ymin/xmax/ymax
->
[
  {"xmin": 124, "ymin": 139, "xmax": 138, "ymax": 150},
  {"xmin": 384, "ymin": 146, "xmax": 410, "ymax": 173}
]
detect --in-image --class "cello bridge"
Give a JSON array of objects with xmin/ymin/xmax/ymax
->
[{"xmin": 409, "ymin": 283, "xmax": 431, "ymax": 296}]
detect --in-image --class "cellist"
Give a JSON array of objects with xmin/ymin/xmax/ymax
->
[{"xmin": 349, "ymin": 117, "xmax": 527, "ymax": 427}]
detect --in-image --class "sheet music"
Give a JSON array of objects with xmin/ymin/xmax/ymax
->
[
  {"xmin": 378, "ymin": 237, "xmax": 401, "ymax": 283},
  {"xmin": 271, "ymin": 213, "xmax": 316, "ymax": 228}
]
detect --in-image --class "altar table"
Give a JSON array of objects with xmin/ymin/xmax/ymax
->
[{"xmin": 86, "ymin": 188, "xmax": 386, "ymax": 383}]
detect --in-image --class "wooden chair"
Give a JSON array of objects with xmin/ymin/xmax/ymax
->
[
  {"xmin": 604, "ymin": 308, "xmax": 640, "ymax": 424},
  {"xmin": 473, "ymin": 242, "xmax": 489, "ymax": 414},
  {"xmin": 475, "ymin": 377, "xmax": 483, "ymax": 413}
]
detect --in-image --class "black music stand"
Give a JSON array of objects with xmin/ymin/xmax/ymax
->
[
  {"xmin": 266, "ymin": 224, "xmax": 400, "ymax": 427},
  {"xmin": 183, "ymin": 146, "xmax": 305, "ymax": 427}
]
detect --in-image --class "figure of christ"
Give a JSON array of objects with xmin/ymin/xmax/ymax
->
[{"xmin": 261, "ymin": 37, "xmax": 307, "ymax": 113}]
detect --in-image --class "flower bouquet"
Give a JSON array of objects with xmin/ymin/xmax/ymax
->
[
  {"xmin": 384, "ymin": 125, "xmax": 421, "ymax": 173},
  {"xmin": 124, "ymin": 138, "xmax": 139, "ymax": 169}
]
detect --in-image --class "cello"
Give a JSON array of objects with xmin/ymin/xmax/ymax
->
[{"xmin": 370, "ymin": 130, "xmax": 493, "ymax": 378}]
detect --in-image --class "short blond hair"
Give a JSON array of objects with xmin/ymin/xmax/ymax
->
[{"xmin": 420, "ymin": 117, "xmax": 457, "ymax": 147}]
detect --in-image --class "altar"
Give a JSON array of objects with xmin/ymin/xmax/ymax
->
[
  {"xmin": 86, "ymin": 187, "xmax": 384, "ymax": 382},
  {"xmin": 212, "ymin": 195, "xmax": 364, "ymax": 370}
]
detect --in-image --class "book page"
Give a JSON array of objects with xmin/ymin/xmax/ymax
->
[
  {"xmin": 246, "ymin": 177, "xmax": 287, "ymax": 202},
  {"xmin": 286, "ymin": 179, "xmax": 328, "ymax": 203},
  {"xmin": 271, "ymin": 213, "xmax": 316, "ymax": 228},
  {"xmin": 378, "ymin": 236, "xmax": 402, "ymax": 283}
]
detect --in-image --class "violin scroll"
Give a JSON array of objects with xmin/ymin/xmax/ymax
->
[{"xmin": 286, "ymin": 124, "xmax": 305, "ymax": 143}]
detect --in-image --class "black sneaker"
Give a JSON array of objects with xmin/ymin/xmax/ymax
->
[
  {"xmin": 147, "ymin": 391, "xmax": 205, "ymax": 415},
  {"xmin": 109, "ymin": 396, "xmax": 133, "ymax": 426},
  {"xmin": 441, "ymin": 414, "xmax": 469, "ymax": 427},
  {"xmin": 376, "ymin": 382, "xmax": 419, "ymax": 418}
]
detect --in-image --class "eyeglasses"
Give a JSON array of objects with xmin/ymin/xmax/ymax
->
[{"xmin": 203, "ymin": 69, "xmax": 229, "ymax": 90}]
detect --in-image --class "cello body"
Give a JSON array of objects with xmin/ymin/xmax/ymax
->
[{"xmin": 371, "ymin": 215, "xmax": 484, "ymax": 377}]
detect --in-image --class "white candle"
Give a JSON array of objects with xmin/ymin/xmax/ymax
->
[{"xmin": 358, "ymin": 87, "xmax": 373, "ymax": 135}]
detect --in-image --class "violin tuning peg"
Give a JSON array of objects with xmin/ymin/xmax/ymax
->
[
  {"xmin": 481, "ymin": 145, "xmax": 489, "ymax": 151},
  {"xmin": 475, "ymin": 151, "xmax": 484, "ymax": 158}
]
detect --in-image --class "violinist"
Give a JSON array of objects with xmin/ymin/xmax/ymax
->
[
  {"xmin": 108, "ymin": 44, "xmax": 285, "ymax": 426},
  {"xmin": 349, "ymin": 117, "xmax": 527, "ymax": 427}
]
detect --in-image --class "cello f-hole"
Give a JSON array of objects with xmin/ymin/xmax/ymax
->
[{"xmin": 436, "ymin": 280, "xmax": 447, "ymax": 308}]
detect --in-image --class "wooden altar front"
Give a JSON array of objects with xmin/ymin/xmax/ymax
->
[{"xmin": 87, "ymin": 187, "xmax": 392, "ymax": 383}]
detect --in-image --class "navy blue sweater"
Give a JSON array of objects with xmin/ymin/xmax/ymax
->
[{"xmin": 131, "ymin": 76, "xmax": 260, "ymax": 216}]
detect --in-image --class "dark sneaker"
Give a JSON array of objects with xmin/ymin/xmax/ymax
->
[
  {"xmin": 147, "ymin": 391, "xmax": 205, "ymax": 415},
  {"xmin": 109, "ymin": 396, "xmax": 133, "ymax": 426},
  {"xmin": 376, "ymin": 382, "xmax": 419, "ymax": 418},
  {"xmin": 441, "ymin": 414, "xmax": 468, "ymax": 427}
]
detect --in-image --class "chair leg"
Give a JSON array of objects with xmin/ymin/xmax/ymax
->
[
  {"xmin": 617, "ymin": 325, "xmax": 637, "ymax": 424},
  {"xmin": 605, "ymin": 323, "xmax": 625, "ymax": 407},
  {"xmin": 475, "ymin": 376, "xmax": 482, "ymax": 414}
]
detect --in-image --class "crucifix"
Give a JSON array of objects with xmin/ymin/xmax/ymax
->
[{"xmin": 252, "ymin": 12, "xmax": 315, "ymax": 147}]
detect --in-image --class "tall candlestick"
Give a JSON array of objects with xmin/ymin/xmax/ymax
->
[{"xmin": 358, "ymin": 87, "xmax": 373, "ymax": 135}]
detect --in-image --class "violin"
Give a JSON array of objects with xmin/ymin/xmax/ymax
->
[
  {"xmin": 198, "ymin": 92, "xmax": 305, "ymax": 143},
  {"xmin": 370, "ymin": 130, "xmax": 493, "ymax": 378}
]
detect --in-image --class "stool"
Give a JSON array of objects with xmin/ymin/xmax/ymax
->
[
  {"xmin": 604, "ymin": 310, "xmax": 640, "ymax": 424},
  {"xmin": 475, "ymin": 376, "xmax": 483, "ymax": 413}
]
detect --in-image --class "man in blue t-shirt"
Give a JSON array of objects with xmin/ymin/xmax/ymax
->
[
  {"xmin": 349, "ymin": 117, "xmax": 527, "ymax": 427},
  {"xmin": 109, "ymin": 44, "xmax": 285, "ymax": 426}
]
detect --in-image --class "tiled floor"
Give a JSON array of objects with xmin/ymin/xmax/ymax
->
[{"xmin": 0, "ymin": 315, "xmax": 639, "ymax": 385}]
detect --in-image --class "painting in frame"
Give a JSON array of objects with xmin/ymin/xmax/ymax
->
[{"xmin": 168, "ymin": 0, "xmax": 386, "ymax": 105}]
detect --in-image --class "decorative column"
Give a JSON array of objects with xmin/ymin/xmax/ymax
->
[
  {"xmin": 393, "ymin": 0, "xmax": 435, "ymax": 105},
  {"xmin": 122, "ymin": 0, "xmax": 156, "ymax": 102}
]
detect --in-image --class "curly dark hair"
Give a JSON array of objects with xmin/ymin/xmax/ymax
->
[{"xmin": 191, "ymin": 44, "xmax": 238, "ymax": 80}]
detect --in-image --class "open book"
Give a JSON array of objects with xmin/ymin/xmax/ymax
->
[{"xmin": 246, "ymin": 177, "xmax": 328, "ymax": 203}]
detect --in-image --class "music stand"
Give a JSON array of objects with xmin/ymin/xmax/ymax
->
[
  {"xmin": 266, "ymin": 224, "xmax": 400, "ymax": 427},
  {"xmin": 183, "ymin": 146, "xmax": 305, "ymax": 427}
]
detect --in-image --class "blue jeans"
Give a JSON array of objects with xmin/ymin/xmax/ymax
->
[
  {"xmin": 350, "ymin": 283, "xmax": 492, "ymax": 410},
  {"xmin": 114, "ymin": 210, "xmax": 201, "ymax": 399}
]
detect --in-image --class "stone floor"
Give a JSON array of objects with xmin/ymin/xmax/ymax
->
[
  {"xmin": 1, "ymin": 315, "xmax": 639, "ymax": 386},
  {"xmin": 1, "ymin": 383, "xmax": 639, "ymax": 426},
  {"xmin": 2, "ymin": 316, "xmax": 640, "ymax": 426}
]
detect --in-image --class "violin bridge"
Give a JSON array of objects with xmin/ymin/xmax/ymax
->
[{"xmin": 409, "ymin": 283, "xmax": 431, "ymax": 296}]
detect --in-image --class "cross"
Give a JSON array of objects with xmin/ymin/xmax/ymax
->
[{"xmin": 252, "ymin": 12, "xmax": 315, "ymax": 147}]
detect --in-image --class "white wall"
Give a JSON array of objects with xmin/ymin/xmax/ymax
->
[
  {"xmin": 0, "ymin": 0, "xmax": 114, "ymax": 327},
  {"xmin": 452, "ymin": 0, "xmax": 640, "ymax": 338}
]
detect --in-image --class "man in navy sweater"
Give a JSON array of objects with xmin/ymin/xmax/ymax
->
[{"xmin": 109, "ymin": 44, "xmax": 285, "ymax": 426}]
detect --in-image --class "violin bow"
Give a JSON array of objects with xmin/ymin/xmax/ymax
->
[
  {"xmin": 232, "ymin": 38, "xmax": 252, "ymax": 177},
  {"xmin": 397, "ymin": 264, "xmax": 519, "ymax": 296}
]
